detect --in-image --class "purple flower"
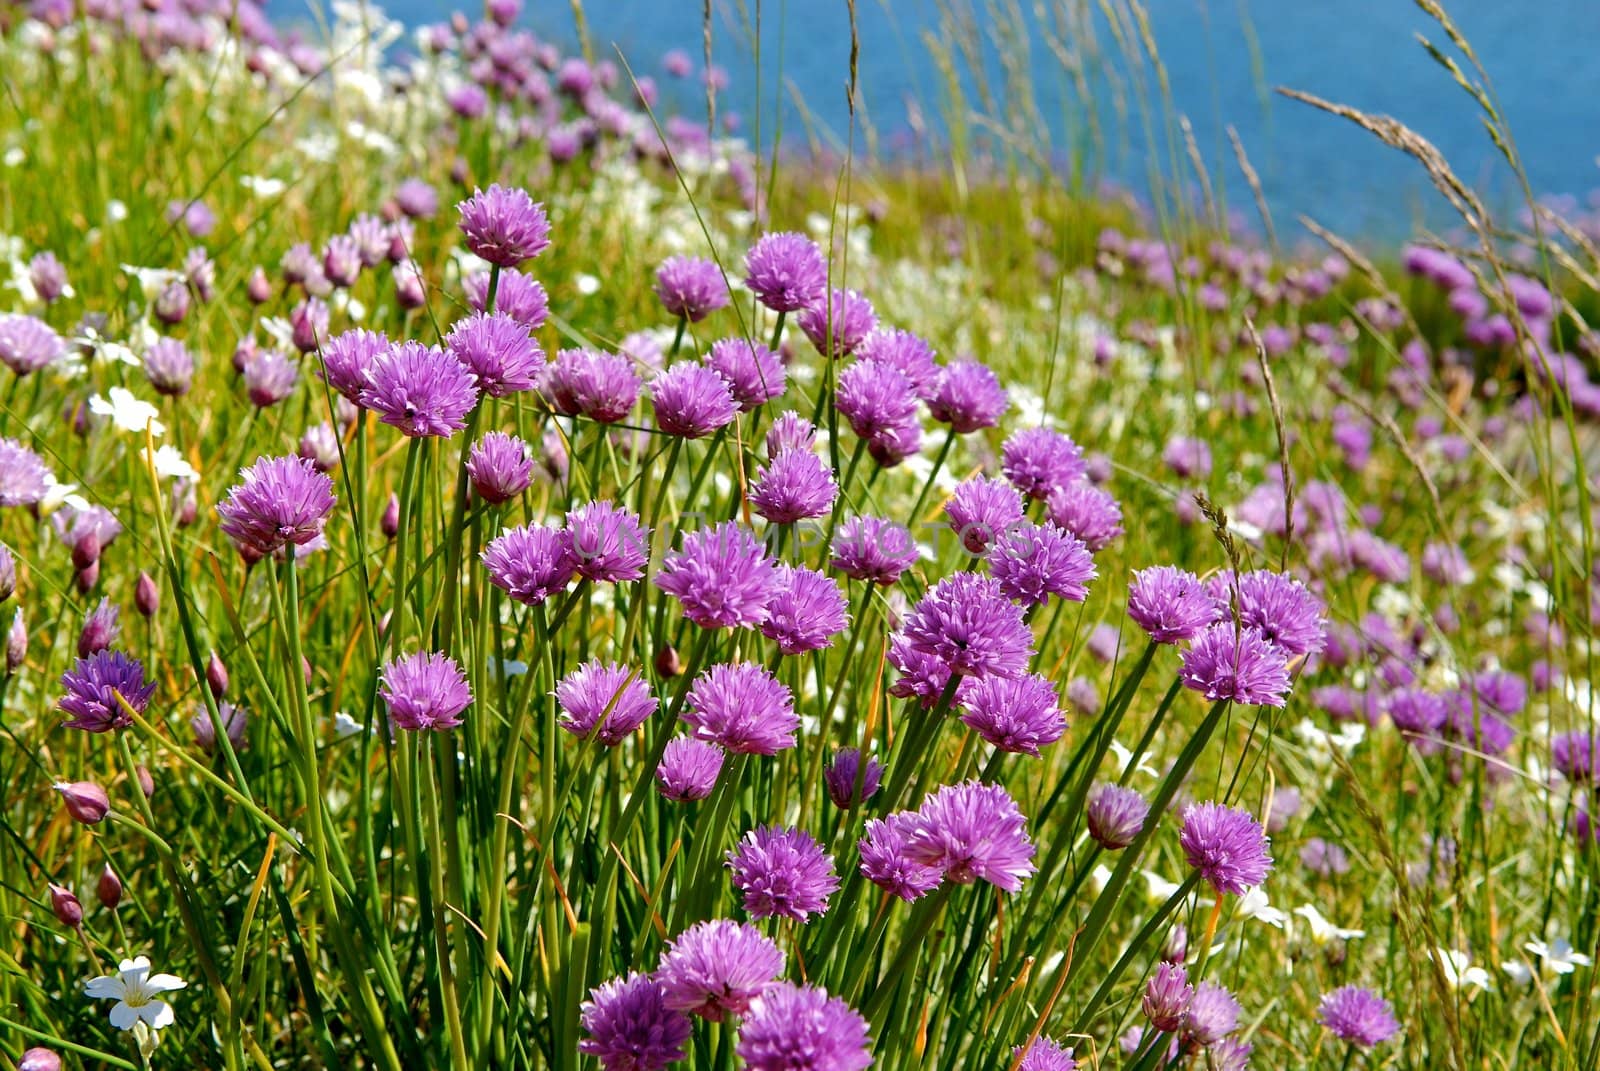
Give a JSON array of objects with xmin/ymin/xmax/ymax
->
[
  {"xmin": 1300, "ymin": 837, "xmax": 1350, "ymax": 877},
  {"xmin": 903, "ymin": 780, "xmax": 1036, "ymax": 892},
  {"xmin": 656, "ymin": 737, "xmax": 725, "ymax": 800},
  {"xmin": 482, "ymin": 524, "xmax": 577, "ymax": 606},
  {"xmin": 798, "ymin": 288, "xmax": 876, "ymax": 358},
  {"xmin": 736, "ymin": 983, "xmax": 872, "ymax": 1071},
  {"xmin": 684, "ymin": 662, "xmax": 797, "ymax": 755},
  {"xmin": 445, "ymin": 312, "xmax": 544, "ymax": 397},
  {"xmin": 1178, "ymin": 801, "xmax": 1273, "ymax": 895},
  {"xmin": 1181, "ymin": 981, "xmax": 1242, "ymax": 1046},
  {"xmin": 77, "ymin": 598, "xmax": 120, "ymax": 658},
  {"xmin": 320, "ymin": 329, "xmax": 389, "ymax": 403},
  {"xmin": 1385, "ymin": 687, "xmax": 1448, "ymax": 745},
  {"xmin": 657, "ymin": 919, "xmax": 784, "ymax": 1021},
  {"xmin": 1180, "ymin": 624, "xmax": 1292, "ymax": 706},
  {"xmin": 901, "ymin": 572, "xmax": 1034, "ymax": 680},
  {"xmin": 322, "ymin": 234, "xmax": 363, "ymax": 287},
  {"xmin": 989, "ymin": 522, "xmax": 1095, "ymax": 606},
  {"xmin": 656, "ymin": 522, "xmax": 777, "ymax": 630},
  {"xmin": 216, "ymin": 455, "xmax": 336, "ymax": 558},
  {"xmin": 27, "ymin": 252, "xmax": 68, "ymax": 303},
  {"xmin": 887, "ymin": 633, "xmax": 958, "ymax": 707},
  {"xmin": 1002, "ymin": 427, "xmax": 1086, "ymax": 499},
  {"xmin": 945, "ymin": 476, "xmax": 1024, "ymax": 555},
  {"xmin": 380, "ymin": 651, "xmax": 472, "ymax": 731},
  {"xmin": 831, "ymin": 515, "xmax": 918, "ymax": 585},
  {"xmin": 837, "ymin": 360, "xmax": 919, "ymax": 441},
  {"xmin": 1086, "ymin": 782, "xmax": 1149, "ymax": 850},
  {"xmin": 360, "ymin": 341, "xmax": 480, "ymax": 437},
  {"xmin": 289, "ymin": 298, "xmax": 328, "ymax": 353},
  {"xmin": 394, "ymin": 178, "xmax": 438, "ymax": 218},
  {"xmin": 0, "ymin": 438, "xmax": 50, "ymax": 507},
  {"xmin": 744, "ymin": 232, "xmax": 827, "ymax": 313},
  {"xmin": 858, "ymin": 814, "xmax": 944, "ymax": 901},
  {"xmin": 857, "ymin": 328, "xmax": 940, "ymax": 398},
  {"xmin": 578, "ymin": 972, "xmax": 691, "ymax": 1071},
  {"xmin": 654, "ymin": 255, "xmax": 728, "ymax": 322},
  {"xmin": 1553, "ymin": 731, "xmax": 1596, "ymax": 783},
  {"xmin": 1318, "ymin": 986, "xmax": 1400, "ymax": 1048},
  {"xmin": 1162, "ymin": 436, "xmax": 1213, "ymax": 479},
  {"xmin": 556, "ymin": 661, "xmax": 656, "ymax": 745},
  {"xmin": 960, "ymin": 673, "xmax": 1066, "ymax": 756},
  {"xmin": 457, "ymin": 184, "xmax": 551, "ymax": 266},
  {"xmin": 143, "ymin": 338, "xmax": 194, "ymax": 396},
  {"xmin": 704, "ymin": 337, "xmax": 785, "ymax": 410},
  {"xmin": 1127, "ymin": 566, "xmax": 1216, "ymax": 644},
  {"xmin": 0, "ymin": 314, "xmax": 64, "ymax": 375},
  {"xmin": 726, "ymin": 825, "xmax": 840, "ymax": 922},
  {"xmin": 465, "ymin": 268, "xmax": 549, "ymax": 329},
  {"xmin": 751, "ymin": 449, "xmax": 837, "ymax": 524},
  {"xmin": 650, "ymin": 362, "xmax": 739, "ymax": 439},
  {"xmin": 567, "ymin": 500, "xmax": 650, "ymax": 582},
  {"xmin": 928, "ymin": 359, "xmax": 1007, "ymax": 433},
  {"xmin": 761, "ymin": 565, "xmax": 849, "ymax": 655},
  {"xmin": 1143, "ymin": 962, "xmax": 1193, "ymax": 1032},
  {"xmin": 1012, "ymin": 1037, "xmax": 1076, "ymax": 1071},
  {"xmin": 1046, "ymin": 482, "xmax": 1123, "ymax": 551},
  {"xmin": 59, "ymin": 650, "xmax": 155, "ymax": 732},
  {"xmin": 467, "ymin": 432, "xmax": 534, "ymax": 504},
  {"xmin": 824, "ymin": 749, "xmax": 882, "ymax": 809},
  {"xmin": 546, "ymin": 349, "xmax": 641, "ymax": 424},
  {"xmin": 765, "ymin": 411, "xmax": 817, "ymax": 457},
  {"xmin": 1230, "ymin": 570, "xmax": 1326, "ymax": 655},
  {"xmin": 242, "ymin": 349, "xmax": 299, "ymax": 408}
]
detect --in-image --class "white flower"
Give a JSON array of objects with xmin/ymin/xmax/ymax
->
[
  {"xmin": 1433, "ymin": 948, "xmax": 1492, "ymax": 993},
  {"xmin": 1501, "ymin": 960, "xmax": 1534, "ymax": 986},
  {"xmin": 84, "ymin": 956, "xmax": 186, "ymax": 1032},
  {"xmin": 107, "ymin": 200, "xmax": 129, "ymax": 223},
  {"xmin": 1293, "ymin": 904, "xmax": 1364, "ymax": 944},
  {"xmin": 333, "ymin": 712, "xmax": 362, "ymax": 739},
  {"xmin": 1524, "ymin": 937, "xmax": 1593, "ymax": 975},
  {"xmin": 120, "ymin": 264, "xmax": 183, "ymax": 301},
  {"xmin": 1088, "ymin": 864, "xmax": 1114, "ymax": 895},
  {"xmin": 1227, "ymin": 887, "xmax": 1287, "ymax": 928},
  {"xmin": 575, "ymin": 273, "xmax": 600, "ymax": 296},
  {"xmin": 147, "ymin": 444, "xmax": 197, "ymax": 482},
  {"xmin": 240, "ymin": 175, "xmax": 287, "ymax": 198},
  {"xmin": 38, "ymin": 473, "xmax": 90, "ymax": 515},
  {"xmin": 89, "ymin": 387, "xmax": 165, "ymax": 436},
  {"xmin": 1109, "ymin": 739, "xmax": 1159, "ymax": 780},
  {"xmin": 1142, "ymin": 870, "xmax": 1184, "ymax": 903}
]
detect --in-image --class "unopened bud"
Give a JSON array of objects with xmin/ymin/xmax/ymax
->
[
  {"xmin": 54, "ymin": 780, "xmax": 110, "ymax": 824},
  {"xmin": 71, "ymin": 531, "xmax": 101, "ymax": 571},
  {"xmin": 19, "ymin": 1046, "xmax": 63, "ymax": 1071},
  {"xmin": 75, "ymin": 561, "xmax": 99, "ymax": 593},
  {"xmin": 246, "ymin": 266, "xmax": 272, "ymax": 304},
  {"xmin": 381, "ymin": 493, "xmax": 401, "ymax": 538},
  {"xmin": 135, "ymin": 571, "xmax": 160, "ymax": 617},
  {"xmin": 48, "ymin": 883, "xmax": 82, "ymax": 928},
  {"xmin": 1162, "ymin": 923, "xmax": 1188, "ymax": 964},
  {"xmin": 136, "ymin": 765, "xmax": 155, "ymax": 800},
  {"xmin": 654, "ymin": 644, "xmax": 682, "ymax": 679},
  {"xmin": 0, "ymin": 543, "xmax": 15, "ymax": 603},
  {"xmin": 96, "ymin": 864, "xmax": 123, "ymax": 911},
  {"xmin": 6, "ymin": 609, "xmax": 25, "ymax": 674},
  {"xmin": 206, "ymin": 651, "xmax": 228, "ymax": 697}
]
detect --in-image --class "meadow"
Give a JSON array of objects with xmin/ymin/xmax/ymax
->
[{"xmin": 0, "ymin": 1, "xmax": 1597, "ymax": 1069}]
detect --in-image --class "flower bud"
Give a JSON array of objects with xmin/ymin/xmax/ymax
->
[
  {"xmin": 136, "ymin": 765, "xmax": 155, "ymax": 800},
  {"xmin": 77, "ymin": 598, "xmax": 120, "ymax": 658},
  {"xmin": 135, "ymin": 571, "xmax": 160, "ymax": 617},
  {"xmin": 381, "ymin": 493, "xmax": 401, "ymax": 538},
  {"xmin": 654, "ymin": 643, "xmax": 682, "ymax": 679},
  {"xmin": 246, "ymin": 266, "xmax": 272, "ymax": 304},
  {"xmin": 71, "ymin": 530, "xmax": 101, "ymax": 571},
  {"xmin": 96, "ymin": 864, "xmax": 123, "ymax": 911},
  {"xmin": 173, "ymin": 479, "xmax": 198, "ymax": 528},
  {"xmin": 5, "ymin": 609, "xmax": 25, "ymax": 674},
  {"xmin": 0, "ymin": 543, "xmax": 15, "ymax": 603},
  {"xmin": 48, "ymin": 883, "xmax": 82, "ymax": 928},
  {"xmin": 206, "ymin": 650, "xmax": 228, "ymax": 697},
  {"xmin": 192, "ymin": 702, "xmax": 248, "ymax": 755},
  {"xmin": 54, "ymin": 780, "xmax": 110, "ymax": 824},
  {"xmin": 19, "ymin": 1047, "xmax": 62, "ymax": 1071},
  {"xmin": 75, "ymin": 561, "xmax": 98, "ymax": 593},
  {"xmin": 1162, "ymin": 923, "xmax": 1188, "ymax": 964},
  {"xmin": 153, "ymin": 279, "xmax": 190, "ymax": 325}
]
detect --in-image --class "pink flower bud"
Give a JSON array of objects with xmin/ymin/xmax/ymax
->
[
  {"xmin": 136, "ymin": 765, "xmax": 155, "ymax": 800},
  {"xmin": 48, "ymin": 883, "xmax": 82, "ymax": 928},
  {"xmin": 71, "ymin": 531, "xmax": 101, "ymax": 571},
  {"xmin": 97, "ymin": 864, "xmax": 123, "ymax": 911},
  {"xmin": 206, "ymin": 650, "xmax": 228, "ymax": 697},
  {"xmin": 54, "ymin": 780, "xmax": 110, "ymax": 824},
  {"xmin": 19, "ymin": 1047, "xmax": 62, "ymax": 1071},
  {"xmin": 381, "ymin": 492, "xmax": 401, "ymax": 538},
  {"xmin": 246, "ymin": 266, "xmax": 272, "ymax": 304},
  {"xmin": 75, "ymin": 561, "xmax": 99, "ymax": 593},
  {"xmin": 135, "ymin": 571, "xmax": 160, "ymax": 617}
]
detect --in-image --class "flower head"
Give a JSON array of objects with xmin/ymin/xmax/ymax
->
[
  {"xmin": 0, "ymin": 314, "xmax": 64, "ymax": 375},
  {"xmin": 465, "ymin": 268, "xmax": 549, "ymax": 329},
  {"xmin": 857, "ymin": 328, "xmax": 940, "ymax": 398},
  {"xmin": 380, "ymin": 651, "xmax": 472, "ymax": 731},
  {"xmin": 959, "ymin": 673, "xmax": 1067, "ymax": 756},
  {"xmin": 656, "ymin": 522, "xmax": 777, "ymax": 630},
  {"xmin": 901, "ymin": 572, "xmax": 1034, "ymax": 680},
  {"xmin": 945, "ymin": 476, "xmax": 1024, "ymax": 555},
  {"xmin": 457, "ymin": 185, "xmax": 551, "ymax": 266},
  {"xmin": 837, "ymin": 360, "xmax": 919, "ymax": 442},
  {"xmin": 467, "ymin": 432, "xmax": 534, "ymax": 504},
  {"xmin": 143, "ymin": 338, "xmax": 194, "ymax": 396},
  {"xmin": 761, "ymin": 566, "xmax": 849, "ymax": 655},
  {"xmin": 556, "ymin": 661, "xmax": 656, "ymax": 745},
  {"xmin": 858, "ymin": 814, "xmax": 944, "ymax": 901},
  {"xmin": 1179, "ymin": 624, "xmax": 1292, "ymax": 707},
  {"xmin": 736, "ymin": 983, "xmax": 872, "ymax": 1071},
  {"xmin": 1012, "ymin": 1037, "xmax": 1076, "ymax": 1071},
  {"xmin": 578, "ymin": 972, "xmax": 691, "ymax": 1071},
  {"xmin": 1002, "ymin": 427, "xmax": 1086, "ymax": 499},
  {"xmin": 1181, "ymin": 981, "xmax": 1241, "ymax": 1046},
  {"xmin": 445, "ymin": 312, "xmax": 545, "ymax": 397},
  {"xmin": 989, "ymin": 522, "xmax": 1096, "ymax": 606},
  {"xmin": 1162, "ymin": 436, "xmax": 1212, "ymax": 479},
  {"xmin": 683, "ymin": 662, "xmax": 797, "ymax": 755},
  {"xmin": 242, "ymin": 348, "xmax": 299, "ymax": 407},
  {"xmin": 657, "ymin": 919, "xmax": 785, "ymax": 1021},
  {"xmin": 77, "ymin": 598, "xmax": 120, "ymax": 657},
  {"xmin": 1046, "ymin": 482, "xmax": 1123, "ymax": 551},
  {"xmin": 751, "ymin": 449, "xmax": 837, "ymax": 524},
  {"xmin": 567, "ymin": 500, "xmax": 650, "ymax": 582},
  {"xmin": 1127, "ymin": 566, "xmax": 1216, "ymax": 644},
  {"xmin": 546, "ymin": 349, "xmax": 641, "ymax": 424},
  {"xmin": 705, "ymin": 337, "xmax": 785, "ymax": 410},
  {"xmin": 482, "ymin": 524, "xmax": 577, "ymax": 606},
  {"xmin": 360, "ymin": 341, "xmax": 480, "ymax": 437},
  {"xmin": 744, "ymin": 232, "xmax": 827, "ymax": 313},
  {"xmin": 1229, "ymin": 570, "xmax": 1327, "ymax": 656},
  {"xmin": 766, "ymin": 411, "xmax": 817, "ymax": 457},
  {"xmin": 797, "ymin": 288, "xmax": 876, "ymax": 358},
  {"xmin": 650, "ymin": 362, "xmax": 739, "ymax": 439},
  {"xmin": 320, "ymin": 328, "xmax": 389, "ymax": 403},
  {"xmin": 1318, "ymin": 986, "xmax": 1400, "ymax": 1048},
  {"xmin": 824, "ymin": 748, "xmax": 882, "ymax": 809},
  {"xmin": 217, "ymin": 455, "xmax": 336, "ymax": 558},
  {"xmin": 1086, "ymin": 782, "xmax": 1149, "ymax": 850},
  {"xmin": 59, "ymin": 649, "xmax": 154, "ymax": 732},
  {"xmin": 902, "ymin": 780, "xmax": 1036, "ymax": 892},
  {"xmin": 1142, "ymin": 962, "xmax": 1193, "ymax": 1031},
  {"xmin": 928, "ymin": 359, "xmax": 1007, "ymax": 433},
  {"xmin": 726, "ymin": 825, "xmax": 840, "ymax": 922},
  {"xmin": 655, "ymin": 256, "xmax": 728, "ymax": 321},
  {"xmin": 831, "ymin": 515, "xmax": 918, "ymax": 585},
  {"xmin": 656, "ymin": 737, "xmax": 724, "ymax": 800},
  {"xmin": 0, "ymin": 438, "xmax": 51, "ymax": 507},
  {"xmin": 84, "ymin": 956, "xmax": 186, "ymax": 1034},
  {"xmin": 1179, "ymin": 801, "xmax": 1273, "ymax": 895}
]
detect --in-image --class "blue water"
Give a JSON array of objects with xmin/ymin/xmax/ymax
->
[{"xmin": 384, "ymin": 1, "xmax": 1600, "ymax": 240}]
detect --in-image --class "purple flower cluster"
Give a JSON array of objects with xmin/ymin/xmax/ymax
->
[{"xmin": 725, "ymin": 825, "xmax": 840, "ymax": 921}]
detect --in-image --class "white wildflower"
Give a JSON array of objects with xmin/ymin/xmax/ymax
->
[
  {"xmin": 88, "ymin": 387, "xmax": 165, "ymax": 436},
  {"xmin": 84, "ymin": 955, "xmax": 186, "ymax": 1033}
]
